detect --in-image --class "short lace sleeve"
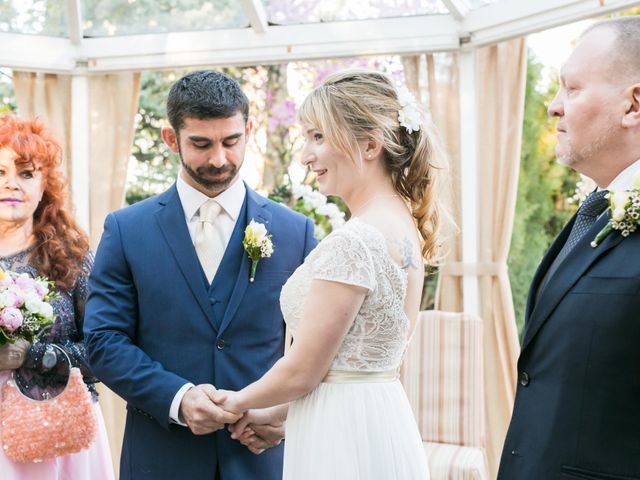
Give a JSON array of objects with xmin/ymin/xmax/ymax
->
[{"xmin": 310, "ymin": 227, "xmax": 376, "ymax": 291}]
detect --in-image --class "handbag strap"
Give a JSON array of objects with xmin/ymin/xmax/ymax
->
[
  {"xmin": 7, "ymin": 343, "xmax": 77, "ymax": 401},
  {"xmin": 48, "ymin": 343, "xmax": 72, "ymax": 368}
]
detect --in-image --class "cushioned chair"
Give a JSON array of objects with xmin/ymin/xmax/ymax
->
[{"xmin": 401, "ymin": 310, "xmax": 489, "ymax": 479}]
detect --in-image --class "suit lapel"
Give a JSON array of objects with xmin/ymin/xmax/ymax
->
[
  {"xmin": 524, "ymin": 215, "xmax": 575, "ymax": 322},
  {"xmin": 218, "ymin": 187, "xmax": 272, "ymax": 336},
  {"xmin": 155, "ymin": 185, "xmax": 217, "ymax": 331},
  {"xmin": 521, "ymin": 211, "xmax": 623, "ymax": 352}
]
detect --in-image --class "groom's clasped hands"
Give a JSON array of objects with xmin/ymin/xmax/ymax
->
[{"xmin": 179, "ymin": 384, "xmax": 284, "ymax": 454}]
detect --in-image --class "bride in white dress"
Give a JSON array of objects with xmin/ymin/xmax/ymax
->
[{"xmin": 216, "ymin": 69, "xmax": 447, "ymax": 479}]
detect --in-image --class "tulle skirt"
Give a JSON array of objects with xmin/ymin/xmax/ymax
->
[
  {"xmin": 0, "ymin": 370, "xmax": 114, "ymax": 480},
  {"xmin": 284, "ymin": 372, "xmax": 429, "ymax": 480}
]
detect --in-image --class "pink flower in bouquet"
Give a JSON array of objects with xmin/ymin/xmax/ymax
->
[
  {"xmin": 15, "ymin": 274, "xmax": 40, "ymax": 297},
  {"xmin": 0, "ymin": 307, "xmax": 24, "ymax": 332},
  {"xmin": 34, "ymin": 279, "xmax": 49, "ymax": 298}
]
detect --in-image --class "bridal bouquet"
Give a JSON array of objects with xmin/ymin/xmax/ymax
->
[{"xmin": 0, "ymin": 270, "xmax": 57, "ymax": 346}]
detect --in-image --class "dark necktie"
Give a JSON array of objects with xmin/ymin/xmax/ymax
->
[{"xmin": 538, "ymin": 189, "xmax": 609, "ymax": 296}]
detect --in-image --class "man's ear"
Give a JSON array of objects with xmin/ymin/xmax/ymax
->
[
  {"xmin": 622, "ymin": 84, "xmax": 640, "ymax": 128},
  {"xmin": 245, "ymin": 117, "xmax": 254, "ymax": 139},
  {"xmin": 161, "ymin": 127, "xmax": 180, "ymax": 153}
]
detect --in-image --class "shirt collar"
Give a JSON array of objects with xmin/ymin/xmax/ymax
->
[
  {"xmin": 606, "ymin": 158, "xmax": 640, "ymax": 191},
  {"xmin": 176, "ymin": 172, "xmax": 246, "ymax": 221}
]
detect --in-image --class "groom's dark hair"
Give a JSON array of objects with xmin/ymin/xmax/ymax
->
[{"xmin": 166, "ymin": 70, "xmax": 249, "ymax": 132}]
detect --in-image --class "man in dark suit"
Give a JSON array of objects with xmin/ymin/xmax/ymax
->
[
  {"xmin": 499, "ymin": 17, "xmax": 640, "ymax": 480},
  {"xmin": 84, "ymin": 70, "xmax": 316, "ymax": 479}
]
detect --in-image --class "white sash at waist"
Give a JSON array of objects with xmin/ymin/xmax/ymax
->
[{"xmin": 322, "ymin": 369, "xmax": 398, "ymax": 384}]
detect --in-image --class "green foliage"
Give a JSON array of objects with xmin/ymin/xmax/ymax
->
[
  {"xmin": 0, "ymin": 72, "xmax": 16, "ymax": 113},
  {"xmin": 508, "ymin": 53, "xmax": 579, "ymax": 336},
  {"xmin": 0, "ymin": 0, "xmax": 66, "ymax": 36},
  {"xmin": 125, "ymin": 71, "xmax": 182, "ymax": 204},
  {"xmin": 82, "ymin": 0, "xmax": 243, "ymax": 36}
]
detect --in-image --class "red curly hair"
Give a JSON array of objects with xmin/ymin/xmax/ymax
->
[{"xmin": 0, "ymin": 115, "xmax": 89, "ymax": 290}]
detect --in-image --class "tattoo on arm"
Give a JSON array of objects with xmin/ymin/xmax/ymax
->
[{"xmin": 399, "ymin": 237, "xmax": 419, "ymax": 270}]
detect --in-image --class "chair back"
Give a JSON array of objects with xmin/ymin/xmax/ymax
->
[{"xmin": 402, "ymin": 310, "xmax": 485, "ymax": 448}]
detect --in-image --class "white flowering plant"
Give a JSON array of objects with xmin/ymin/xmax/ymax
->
[
  {"xmin": 243, "ymin": 220, "xmax": 274, "ymax": 283},
  {"xmin": 270, "ymin": 180, "xmax": 346, "ymax": 240},
  {"xmin": 591, "ymin": 170, "xmax": 640, "ymax": 247},
  {"xmin": 0, "ymin": 269, "xmax": 58, "ymax": 346}
]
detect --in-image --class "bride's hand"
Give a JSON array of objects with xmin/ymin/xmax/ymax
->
[
  {"xmin": 212, "ymin": 389, "xmax": 244, "ymax": 415},
  {"xmin": 229, "ymin": 407, "xmax": 285, "ymax": 454}
]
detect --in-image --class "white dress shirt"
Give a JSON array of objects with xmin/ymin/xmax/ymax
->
[
  {"xmin": 606, "ymin": 158, "xmax": 640, "ymax": 191},
  {"xmin": 169, "ymin": 172, "xmax": 246, "ymax": 425}
]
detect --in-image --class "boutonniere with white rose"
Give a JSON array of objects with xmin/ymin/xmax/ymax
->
[
  {"xmin": 243, "ymin": 219, "xmax": 274, "ymax": 283},
  {"xmin": 591, "ymin": 170, "xmax": 640, "ymax": 247}
]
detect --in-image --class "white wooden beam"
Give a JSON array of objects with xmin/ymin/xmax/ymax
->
[
  {"xmin": 66, "ymin": 0, "xmax": 83, "ymax": 46},
  {"xmin": 79, "ymin": 16, "xmax": 460, "ymax": 72},
  {"xmin": 241, "ymin": 0, "xmax": 269, "ymax": 34},
  {"xmin": 465, "ymin": 0, "xmax": 640, "ymax": 47},
  {"xmin": 459, "ymin": 49, "xmax": 480, "ymax": 316},
  {"xmin": 0, "ymin": 0, "xmax": 638, "ymax": 73},
  {"xmin": 70, "ymin": 74, "xmax": 90, "ymax": 232},
  {"xmin": 441, "ymin": 0, "xmax": 470, "ymax": 21},
  {"xmin": 82, "ymin": 15, "xmax": 459, "ymax": 71},
  {"xmin": 0, "ymin": 33, "xmax": 75, "ymax": 72}
]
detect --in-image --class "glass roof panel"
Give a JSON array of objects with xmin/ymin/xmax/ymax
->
[
  {"xmin": 0, "ymin": 0, "xmax": 67, "ymax": 37},
  {"xmin": 265, "ymin": 0, "xmax": 448, "ymax": 25},
  {"xmin": 467, "ymin": 0, "xmax": 498, "ymax": 8},
  {"xmin": 82, "ymin": 0, "xmax": 248, "ymax": 37}
]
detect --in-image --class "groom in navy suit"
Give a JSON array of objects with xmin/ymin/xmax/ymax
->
[
  {"xmin": 84, "ymin": 70, "xmax": 316, "ymax": 479},
  {"xmin": 499, "ymin": 18, "xmax": 640, "ymax": 479}
]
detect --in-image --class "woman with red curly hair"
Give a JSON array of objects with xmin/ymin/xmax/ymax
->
[{"xmin": 0, "ymin": 115, "xmax": 113, "ymax": 479}]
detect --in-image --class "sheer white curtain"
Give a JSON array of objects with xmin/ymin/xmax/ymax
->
[
  {"xmin": 402, "ymin": 37, "xmax": 526, "ymax": 477},
  {"xmin": 14, "ymin": 71, "xmax": 141, "ymax": 477}
]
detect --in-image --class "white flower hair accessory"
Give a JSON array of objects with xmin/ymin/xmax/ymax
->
[{"xmin": 397, "ymin": 85, "xmax": 421, "ymax": 134}]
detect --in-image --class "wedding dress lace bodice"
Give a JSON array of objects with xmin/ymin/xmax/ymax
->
[{"xmin": 280, "ymin": 218, "xmax": 410, "ymax": 372}]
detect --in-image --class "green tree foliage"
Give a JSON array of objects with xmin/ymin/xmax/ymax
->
[
  {"xmin": 508, "ymin": 53, "xmax": 579, "ymax": 335},
  {"xmin": 0, "ymin": 71, "xmax": 16, "ymax": 113},
  {"xmin": 0, "ymin": 0, "xmax": 66, "ymax": 36},
  {"xmin": 82, "ymin": 0, "xmax": 243, "ymax": 36}
]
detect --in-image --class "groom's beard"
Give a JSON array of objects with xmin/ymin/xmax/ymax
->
[{"xmin": 178, "ymin": 148, "xmax": 239, "ymax": 194}]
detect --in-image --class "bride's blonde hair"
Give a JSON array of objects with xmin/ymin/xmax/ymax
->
[{"xmin": 299, "ymin": 69, "xmax": 448, "ymax": 262}]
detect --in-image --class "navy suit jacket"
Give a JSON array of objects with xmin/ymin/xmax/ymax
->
[
  {"xmin": 499, "ymin": 209, "xmax": 640, "ymax": 479},
  {"xmin": 84, "ymin": 184, "xmax": 316, "ymax": 480}
]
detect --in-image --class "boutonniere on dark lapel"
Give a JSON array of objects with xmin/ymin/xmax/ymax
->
[
  {"xmin": 242, "ymin": 219, "xmax": 274, "ymax": 283},
  {"xmin": 592, "ymin": 173, "xmax": 640, "ymax": 247}
]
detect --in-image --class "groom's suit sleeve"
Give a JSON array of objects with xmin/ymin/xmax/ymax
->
[{"xmin": 84, "ymin": 213, "xmax": 188, "ymax": 430}]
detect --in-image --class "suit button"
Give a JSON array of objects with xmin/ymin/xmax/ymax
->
[
  {"xmin": 216, "ymin": 339, "xmax": 226, "ymax": 350},
  {"xmin": 519, "ymin": 371, "xmax": 530, "ymax": 386}
]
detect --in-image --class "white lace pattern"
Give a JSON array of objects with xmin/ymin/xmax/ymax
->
[{"xmin": 280, "ymin": 218, "xmax": 410, "ymax": 372}]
